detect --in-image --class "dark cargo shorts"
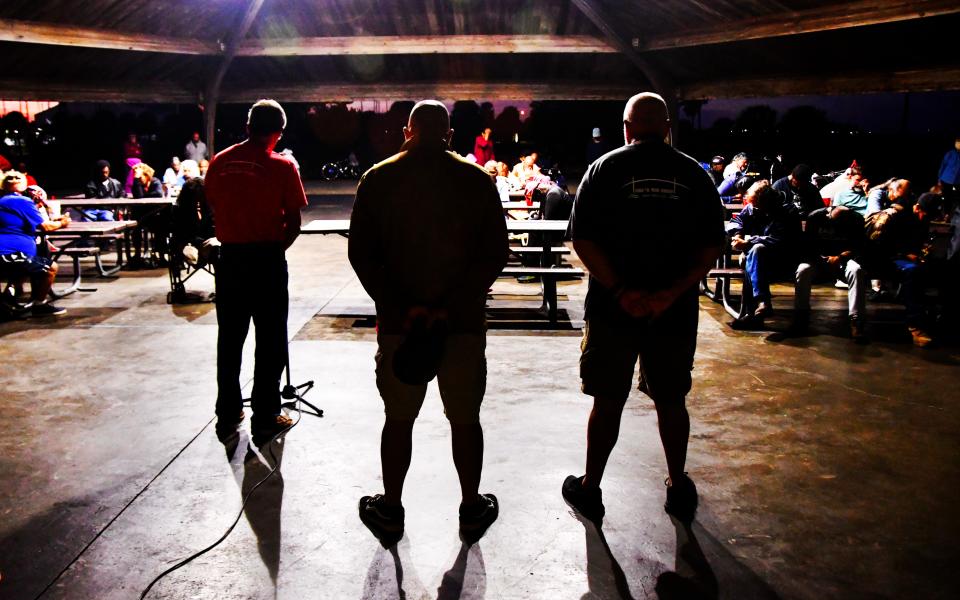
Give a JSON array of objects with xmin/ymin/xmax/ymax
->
[{"xmin": 580, "ymin": 306, "xmax": 698, "ymax": 405}]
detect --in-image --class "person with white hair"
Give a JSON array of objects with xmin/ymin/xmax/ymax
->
[{"xmin": 562, "ymin": 92, "xmax": 724, "ymax": 525}]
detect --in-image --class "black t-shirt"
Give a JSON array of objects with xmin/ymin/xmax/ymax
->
[{"xmin": 568, "ymin": 141, "xmax": 725, "ymax": 319}]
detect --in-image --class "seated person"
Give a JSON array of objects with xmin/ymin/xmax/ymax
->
[
  {"xmin": 707, "ymin": 155, "xmax": 725, "ymax": 187},
  {"xmin": 866, "ymin": 178, "xmax": 910, "ymax": 216},
  {"xmin": 723, "ymin": 152, "xmax": 748, "ymax": 180},
  {"xmin": 174, "ymin": 160, "xmax": 218, "ymax": 266},
  {"xmin": 832, "ymin": 173, "xmax": 871, "ymax": 215},
  {"xmin": 484, "ymin": 160, "xmax": 511, "ymax": 202},
  {"xmin": 863, "ymin": 192, "xmax": 942, "ymax": 346},
  {"xmin": 773, "ymin": 164, "xmax": 823, "ymax": 218},
  {"xmin": 83, "ymin": 160, "xmax": 122, "ymax": 220},
  {"xmin": 727, "ymin": 180, "xmax": 802, "ymax": 324},
  {"xmin": 0, "ymin": 171, "xmax": 70, "ymax": 316},
  {"xmin": 163, "ymin": 156, "xmax": 185, "ymax": 197},
  {"xmin": 132, "ymin": 163, "xmax": 163, "ymax": 198},
  {"xmin": 198, "ymin": 158, "xmax": 210, "ymax": 178},
  {"xmin": 129, "ymin": 163, "xmax": 165, "ymax": 265},
  {"xmin": 512, "ymin": 152, "xmax": 541, "ymax": 184},
  {"xmin": 819, "ymin": 163, "xmax": 861, "ymax": 205},
  {"xmin": 795, "ymin": 206, "xmax": 867, "ymax": 339}
]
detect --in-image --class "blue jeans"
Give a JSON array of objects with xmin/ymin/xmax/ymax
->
[
  {"xmin": 744, "ymin": 243, "xmax": 776, "ymax": 304},
  {"xmin": 892, "ymin": 259, "xmax": 924, "ymax": 327},
  {"xmin": 84, "ymin": 209, "xmax": 115, "ymax": 221}
]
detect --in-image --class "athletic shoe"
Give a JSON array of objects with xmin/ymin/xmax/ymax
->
[
  {"xmin": 459, "ymin": 493, "xmax": 499, "ymax": 543},
  {"xmin": 664, "ymin": 473, "xmax": 698, "ymax": 523},
  {"xmin": 30, "ymin": 303, "xmax": 66, "ymax": 317},
  {"xmin": 359, "ymin": 494, "xmax": 405, "ymax": 543},
  {"xmin": 562, "ymin": 475, "xmax": 604, "ymax": 522},
  {"xmin": 251, "ymin": 413, "xmax": 294, "ymax": 447}
]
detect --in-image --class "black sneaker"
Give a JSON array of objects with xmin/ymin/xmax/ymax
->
[
  {"xmin": 359, "ymin": 494, "xmax": 405, "ymax": 543},
  {"xmin": 562, "ymin": 475, "xmax": 604, "ymax": 522},
  {"xmin": 251, "ymin": 414, "xmax": 294, "ymax": 447},
  {"xmin": 664, "ymin": 473, "xmax": 698, "ymax": 523},
  {"xmin": 31, "ymin": 303, "xmax": 66, "ymax": 317},
  {"xmin": 459, "ymin": 493, "xmax": 499, "ymax": 543}
]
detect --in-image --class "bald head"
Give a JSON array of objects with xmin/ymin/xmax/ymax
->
[
  {"xmin": 404, "ymin": 100, "xmax": 452, "ymax": 149},
  {"xmin": 623, "ymin": 92, "xmax": 670, "ymax": 144}
]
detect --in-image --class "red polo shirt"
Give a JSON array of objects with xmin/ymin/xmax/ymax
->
[{"xmin": 205, "ymin": 141, "xmax": 307, "ymax": 244}]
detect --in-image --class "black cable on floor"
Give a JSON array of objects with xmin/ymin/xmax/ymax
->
[
  {"xmin": 138, "ymin": 403, "xmax": 305, "ymax": 599},
  {"xmin": 32, "ymin": 416, "xmax": 216, "ymax": 600}
]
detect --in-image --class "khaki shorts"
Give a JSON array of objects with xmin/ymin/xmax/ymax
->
[
  {"xmin": 579, "ymin": 310, "xmax": 698, "ymax": 405},
  {"xmin": 375, "ymin": 333, "xmax": 487, "ymax": 424}
]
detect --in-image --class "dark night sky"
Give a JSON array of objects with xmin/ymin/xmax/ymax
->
[{"xmin": 700, "ymin": 91, "xmax": 960, "ymax": 135}]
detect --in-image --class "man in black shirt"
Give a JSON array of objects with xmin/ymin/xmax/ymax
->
[
  {"xmin": 562, "ymin": 92, "xmax": 725, "ymax": 524},
  {"xmin": 773, "ymin": 164, "xmax": 823, "ymax": 218},
  {"xmin": 794, "ymin": 206, "xmax": 867, "ymax": 339}
]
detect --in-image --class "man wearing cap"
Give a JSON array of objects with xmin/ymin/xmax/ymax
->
[
  {"xmin": 205, "ymin": 99, "xmax": 308, "ymax": 446},
  {"xmin": 587, "ymin": 127, "xmax": 609, "ymax": 165},
  {"xmin": 349, "ymin": 100, "xmax": 508, "ymax": 543},
  {"xmin": 562, "ymin": 92, "xmax": 724, "ymax": 524},
  {"xmin": 707, "ymin": 155, "xmax": 725, "ymax": 187}
]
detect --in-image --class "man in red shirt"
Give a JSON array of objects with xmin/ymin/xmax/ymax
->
[{"xmin": 205, "ymin": 99, "xmax": 308, "ymax": 446}]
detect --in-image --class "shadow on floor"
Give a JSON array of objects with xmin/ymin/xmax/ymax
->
[
  {"xmin": 0, "ymin": 307, "xmax": 126, "ymax": 337},
  {"xmin": 360, "ymin": 535, "xmax": 487, "ymax": 600},
  {"xmin": 224, "ymin": 430, "xmax": 286, "ymax": 588},
  {"xmin": 657, "ymin": 517, "xmax": 782, "ymax": 600}
]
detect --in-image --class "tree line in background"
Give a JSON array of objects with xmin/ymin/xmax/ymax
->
[{"xmin": 0, "ymin": 99, "xmax": 952, "ymax": 193}]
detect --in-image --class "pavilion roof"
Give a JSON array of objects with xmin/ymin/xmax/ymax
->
[{"xmin": 0, "ymin": 0, "xmax": 957, "ymax": 104}]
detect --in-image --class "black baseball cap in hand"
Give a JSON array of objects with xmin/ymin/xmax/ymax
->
[{"xmin": 392, "ymin": 317, "xmax": 448, "ymax": 385}]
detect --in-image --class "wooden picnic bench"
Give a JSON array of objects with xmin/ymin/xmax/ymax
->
[{"xmin": 44, "ymin": 220, "xmax": 138, "ymax": 298}]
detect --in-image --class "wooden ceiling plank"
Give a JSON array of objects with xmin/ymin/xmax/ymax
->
[
  {"xmin": 678, "ymin": 67, "xmax": 960, "ymax": 98},
  {"xmin": 219, "ymin": 81, "xmax": 641, "ymax": 102},
  {"xmin": 235, "ymin": 34, "xmax": 616, "ymax": 55},
  {"xmin": 642, "ymin": 0, "xmax": 960, "ymax": 51},
  {"xmin": 0, "ymin": 17, "xmax": 219, "ymax": 55}
]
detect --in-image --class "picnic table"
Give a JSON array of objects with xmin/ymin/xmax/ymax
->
[
  {"xmin": 59, "ymin": 197, "xmax": 175, "ymax": 218},
  {"xmin": 300, "ymin": 218, "xmax": 582, "ymax": 324},
  {"xmin": 59, "ymin": 197, "xmax": 175, "ymax": 265},
  {"xmin": 45, "ymin": 220, "xmax": 138, "ymax": 297},
  {"xmin": 501, "ymin": 201, "xmax": 540, "ymax": 210}
]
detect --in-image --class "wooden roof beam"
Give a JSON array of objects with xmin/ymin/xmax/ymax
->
[
  {"xmin": 678, "ymin": 67, "xmax": 960, "ymax": 99},
  {"xmin": 0, "ymin": 80, "xmax": 640, "ymax": 103},
  {"xmin": 0, "ymin": 80, "xmax": 198, "ymax": 103},
  {"xmin": 218, "ymin": 81, "xmax": 641, "ymax": 103},
  {"xmin": 235, "ymin": 34, "xmax": 615, "ymax": 56},
  {"xmin": 639, "ymin": 0, "xmax": 960, "ymax": 51},
  {"xmin": 0, "ymin": 18, "xmax": 220, "ymax": 55}
]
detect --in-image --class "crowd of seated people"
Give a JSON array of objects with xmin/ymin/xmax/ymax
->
[{"xmin": 703, "ymin": 151, "xmax": 959, "ymax": 347}]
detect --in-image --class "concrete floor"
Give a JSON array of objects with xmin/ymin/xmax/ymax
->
[{"xmin": 1, "ymin": 194, "xmax": 959, "ymax": 599}]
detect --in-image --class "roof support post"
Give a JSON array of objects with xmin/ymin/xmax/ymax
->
[
  {"xmin": 569, "ymin": 0, "xmax": 680, "ymax": 144},
  {"xmin": 204, "ymin": 0, "xmax": 266, "ymax": 154}
]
